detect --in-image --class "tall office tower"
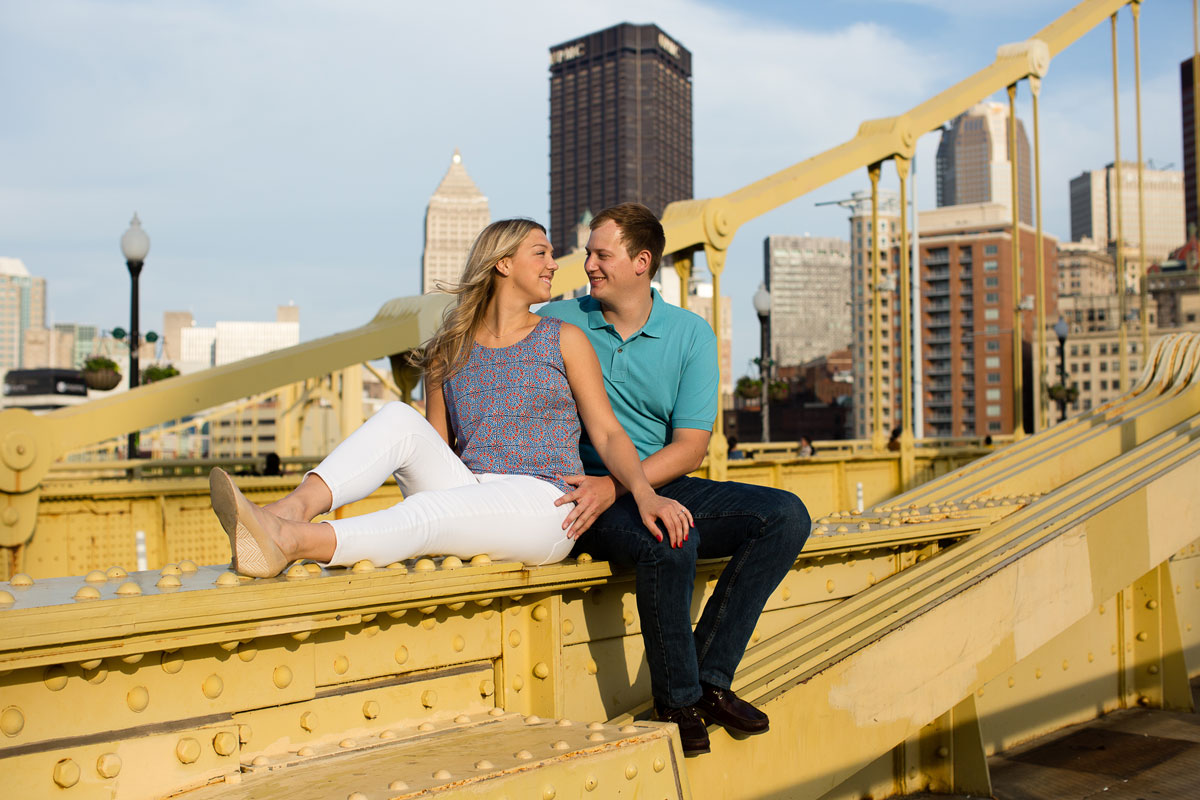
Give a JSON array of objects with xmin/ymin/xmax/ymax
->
[
  {"xmin": 548, "ymin": 23, "xmax": 692, "ymax": 255},
  {"xmin": 763, "ymin": 236, "xmax": 851, "ymax": 367},
  {"xmin": 163, "ymin": 311, "xmax": 194, "ymax": 363},
  {"xmin": 844, "ymin": 190, "xmax": 902, "ymax": 441},
  {"xmin": 1183, "ymin": 57, "xmax": 1197, "ymax": 235},
  {"xmin": 1069, "ymin": 162, "xmax": 1185, "ymax": 285},
  {"xmin": 915, "ymin": 204, "xmax": 1058, "ymax": 437},
  {"xmin": 421, "ymin": 150, "xmax": 490, "ymax": 294},
  {"xmin": 936, "ymin": 101, "xmax": 1033, "ymax": 225},
  {"xmin": 178, "ymin": 310, "xmax": 300, "ymax": 370},
  {"xmin": 0, "ymin": 258, "xmax": 46, "ymax": 371}
]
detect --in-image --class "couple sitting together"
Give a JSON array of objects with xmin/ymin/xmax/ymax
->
[{"xmin": 209, "ymin": 202, "xmax": 811, "ymax": 755}]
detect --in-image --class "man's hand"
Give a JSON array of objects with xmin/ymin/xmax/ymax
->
[{"xmin": 555, "ymin": 474, "xmax": 619, "ymax": 538}]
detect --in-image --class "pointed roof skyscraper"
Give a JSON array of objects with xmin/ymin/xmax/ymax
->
[{"xmin": 422, "ymin": 149, "xmax": 490, "ymax": 293}]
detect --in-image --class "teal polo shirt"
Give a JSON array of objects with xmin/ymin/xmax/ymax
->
[{"xmin": 538, "ymin": 289, "xmax": 718, "ymax": 475}]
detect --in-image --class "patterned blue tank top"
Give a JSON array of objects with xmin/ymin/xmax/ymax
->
[{"xmin": 444, "ymin": 317, "xmax": 583, "ymax": 493}]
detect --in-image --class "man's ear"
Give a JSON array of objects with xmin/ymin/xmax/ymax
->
[{"xmin": 633, "ymin": 249, "xmax": 653, "ymax": 276}]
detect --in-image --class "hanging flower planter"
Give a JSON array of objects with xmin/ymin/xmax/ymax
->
[{"xmin": 83, "ymin": 357, "xmax": 121, "ymax": 391}]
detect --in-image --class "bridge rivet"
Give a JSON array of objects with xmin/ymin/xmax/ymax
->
[
  {"xmin": 512, "ymin": 676, "xmax": 524, "ymax": 692},
  {"xmin": 52, "ymin": 758, "xmax": 80, "ymax": 788},
  {"xmin": 1146, "ymin": 599, "xmax": 1159, "ymax": 609},
  {"xmin": 442, "ymin": 555, "xmax": 463, "ymax": 569},
  {"xmin": 178, "ymin": 559, "xmax": 198, "ymax": 573},
  {"xmin": 562, "ymin": 619, "xmax": 575, "ymax": 636},
  {"xmin": 96, "ymin": 752, "xmax": 122, "ymax": 778},
  {"xmin": 127, "ymin": 686, "xmax": 149, "ymax": 712},
  {"xmin": 74, "ymin": 585, "xmax": 101, "ymax": 601},
  {"xmin": 620, "ymin": 725, "xmax": 638, "ymax": 734},
  {"xmin": 84, "ymin": 569, "xmax": 107, "ymax": 583},
  {"xmin": 156, "ymin": 574, "xmax": 181, "ymax": 589},
  {"xmin": 525, "ymin": 715, "xmax": 542, "ymax": 725},
  {"xmin": 625, "ymin": 764, "xmax": 638, "ymax": 780},
  {"xmin": 203, "ymin": 674, "xmax": 223, "ymax": 699},
  {"xmin": 470, "ymin": 554, "xmax": 492, "ymax": 565},
  {"xmin": 273, "ymin": 665, "xmax": 293, "ymax": 688},
  {"xmin": 509, "ymin": 631, "xmax": 522, "ymax": 647},
  {"xmin": 161, "ymin": 651, "xmax": 184, "ymax": 674},
  {"xmin": 116, "ymin": 581, "xmax": 142, "ymax": 596},
  {"xmin": 1035, "ymin": 668, "xmax": 1043, "ymax": 679},
  {"xmin": 475, "ymin": 760, "xmax": 494, "ymax": 770},
  {"xmin": 454, "ymin": 714, "xmax": 471, "ymax": 724},
  {"xmin": 176, "ymin": 737, "xmax": 201, "ymax": 764},
  {"xmin": 414, "ymin": 558, "xmax": 436, "ymax": 572},
  {"xmin": 515, "ymin": 750, "xmax": 533, "ymax": 760},
  {"xmin": 421, "ymin": 690, "xmax": 438, "ymax": 708},
  {"xmin": 363, "ymin": 701, "xmax": 380, "ymax": 719},
  {"xmin": 379, "ymin": 730, "xmax": 396, "ymax": 740},
  {"xmin": 453, "ymin": 635, "xmax": 466, "ymax": 652},
  {"xmin": 1148, "ymin": 664, "xmax": 1160, "ymax": 675},
  {"xmin": 352, "ymin": 559, "xmax": 375, "ymax": 573},
  {"xmin": 585, "ymin": 776, "xmax": 599, "ymax": 791},
  {"xmin": 333, "ymin": 655, "xmax": 349, "ymax": 675},
  {"xmin": 532, "ymin": 604, "xmax": 549, "ymax": 621},
  {"xmin": 340, "ymin": 738, "xmax": 355, "ymax": 748},
  {"xmin": 161, "ymin": 563, "xmax": 182, "ymax": 576},
  {"xmin": 212, "ymin": 731, "xmax": 237, "ymax": 756},
  {"xmin": 446, "ymin": 601, "xmax": 465, "ymax": 611},
  {"xmin": 237, "ymin": 642, "xmax": 257, "ymax": 662},
  {"xmin": 0, "ymin": 589, "xmax": 13, "ymax": 605},
  {"xmin": 1, "ymin": 705, "xmax": 24, "ymax": 736},
  {"xmin": 587, "ymin": 722, "xmax": 604, "ymax": 730},
  {"xmin": 489, "ymin": 707, "xmax": 505, "ymax": 716},
  {"xmin": 479, "ymin": 680, "xmax": 494, "ymax": 697},
  {"xmin": 418, "ymin": 722, "xmax": 435, "ymax": 731},
  {"xmin": 551, "ymin": 740, "xmax": 569, "ymax": 750},
  {"xmin": 348, "ymin": 793, "xmax": 367, "ymax": 800},
  {"xmin": 388, "ymin": 781, "xmax": 409, "ymax": 791},
  {"xmin": 300, "ymin": 711, "xmax": 318, "ymax": 732},
  {"xmin": 1007, "ymin": 677, "xmax": 1015, "ymax": 688},
  {"xmin": 419, "ymin": 605, "xmax": 437, "ymax": 616},
  {"xmin": 542, "ymin": 785, "xmax": 556, "ymax": 799},
  {"xmin": 1136, "ymin": 631, "xmax": 1149, "ymax": 642},
  {"xmin": 653, "ymin": 757, "xmax": 665, "ymax": 772},
  {"xmin": 936, "ymin": 746, "xmax": 949, "ymax": 758},
  {"xmin": 215, "ymin": 571, "xmax": 239, "ymax": 586},
  {"xmin": 298, "ymin": 744, "xmax": 316, "ymax": 755},
  {"xmin": 286, "ymin": 564, "xmax": 310, "ymax": 580},
  {"xmin": 394, "ymin": 646, "xmax": 409, "ymax": 665},
  {"xmin": 533, "ymin": 662, "xmax": 550, "ymax": 679},
  {"xmin": 576, "ymin": 553, "xmax": 592, "ymax": 563},
  {"xmin": 587, "ymin": 732, "xmax": 605, "ymax": 742}
]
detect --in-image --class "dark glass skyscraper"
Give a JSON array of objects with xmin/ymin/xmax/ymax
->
[{"xmin": 548, "ymin": 23, "xmax": 693, "ymax": 255}]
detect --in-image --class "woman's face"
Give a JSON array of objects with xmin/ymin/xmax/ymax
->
[{"xmin": 503, "ymin": 228, "xmax": 558, "ymax": 303}]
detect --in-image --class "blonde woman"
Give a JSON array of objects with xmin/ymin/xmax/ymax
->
[{"xmin": 210, "ymin": 219, "xmax": 692, "ymax": 578}]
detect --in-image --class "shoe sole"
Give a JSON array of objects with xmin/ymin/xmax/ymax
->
[
  {"xmin": 697, "ymin": 709, "xmax": 769, "ymax": 736},
  {"xmin": 210, "ymin": 468, "xmax": 286, "ymax": 578}
]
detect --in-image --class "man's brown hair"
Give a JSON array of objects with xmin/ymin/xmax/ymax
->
[{"xmin": 591, "ymin": 202, "xmax": 666, "ymax": 279}]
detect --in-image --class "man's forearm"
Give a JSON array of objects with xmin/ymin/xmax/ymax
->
[{"xmin": 609, "ymin": 439, "xmax": 708, "ymax": 496}]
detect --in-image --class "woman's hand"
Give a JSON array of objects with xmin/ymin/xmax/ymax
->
[{"xmin": 634, "ymin": 491, "xmax": 694, "ymax": 548}]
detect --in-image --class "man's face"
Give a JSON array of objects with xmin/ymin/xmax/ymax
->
[{"xmin": 584, "ymin": 219, "xmax": 647, "ymax": 304}]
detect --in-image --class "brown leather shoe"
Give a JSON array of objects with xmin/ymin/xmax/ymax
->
[
  {"xmin": 655, "ymin": 704, "xmax": 711, "ymax": 756},
  {"xmin": 696, "ymin": 683, "xmax": 769, "ymax": 735}
]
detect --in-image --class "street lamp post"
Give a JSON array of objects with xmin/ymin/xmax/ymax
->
[
  {"xmin": 1054, "ymin": 318, "xmax": 1069, "ymax": 422},
  {"xmin": 121, "ymin": 213, "xmax": 150, "ymax": 459},
  {"xmin": 753, "ymin": 283, "xmax": 772, "ymax": 443}
]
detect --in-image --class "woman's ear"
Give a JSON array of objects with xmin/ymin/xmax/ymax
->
[{"xmin": 495, "ymin": 258, "xmax": 511, "ymax": 277}]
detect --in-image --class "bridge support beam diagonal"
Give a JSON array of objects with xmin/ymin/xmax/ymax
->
[
  {"xmin": 895, "ymin": 156, "xmax": 917, "ymax": 489},
  {"xmin": 1031, "ymin": 75, "xmax": 1049, "ymax": 432},
  {"xmin": 1132, "ymin": 562, "xmax": 1195, "ymax": 712},
  {"xmin": 338, "ymin": 365, "xmax": 364, "ymax": 441},
  {"xmin": 1112, "ymin": 12, "xmax": 1130, "ymax": 393},
  {"xmin": 499, "ymin": 593, "xmax": 565, "ymax": 719}
]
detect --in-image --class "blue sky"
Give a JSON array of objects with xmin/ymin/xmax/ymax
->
[{"xmin": 1, "ymin": 0, "xmax": 1193, "ymax": 382}]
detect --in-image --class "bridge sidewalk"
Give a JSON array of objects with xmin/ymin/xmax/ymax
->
[{"xmin": 903, "ymin": 678, "xmax": 1200, "ymax": 800}]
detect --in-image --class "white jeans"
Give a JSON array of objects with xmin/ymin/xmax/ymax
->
[{"xmin": 310, "ymin": 402, "xmax": 575, "ymax": 568}]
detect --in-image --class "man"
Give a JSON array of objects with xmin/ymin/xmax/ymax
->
[{"xmin": 539, "ymin": 203, "xmax": 810, "ymax": 756}]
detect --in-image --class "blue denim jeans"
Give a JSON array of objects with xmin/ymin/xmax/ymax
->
[{"xmin": 572, "ymin": 477, "xmax": 811, "ymax": 709}]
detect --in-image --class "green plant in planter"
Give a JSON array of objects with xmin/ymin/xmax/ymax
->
[
  {"xmin": 141, "ymin": 364, "xmax": 180, "ymax": 384},
  {"xmin": 1047, "ymin": 383, "xmax": 1079, "ymax": 405},
  {"xmin": 84, "ymin": 356, "xmax": 119, "ymax": 373},
  {"xmin": 736, "ymin": 376, "xmax": 761, "ymax": 399}
]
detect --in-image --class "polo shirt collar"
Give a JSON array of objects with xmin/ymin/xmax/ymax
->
[{"xmin": 583, "ymin": 289, "xmax": 666, "ymax": 339}]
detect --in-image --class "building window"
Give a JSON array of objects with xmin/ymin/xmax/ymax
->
[
  {"xmin": 985, "ymin": 356, "xmax": 1000, "ymax": 368},
  {"xmin": 984, "ymin": 260, "xmax": 998, "ymax": 271},
  {"xmin": 984, "ymin": 245, "xmax": 998, "ymax": 255},
  {"xmin": 1070, "ymin": 345, "xmax": 1079, "ymax": 356},
  {"xmin": 984, "ymin": 309, "xmax": 1000, "ymax": 321},
  {"xmin": 985, "ymin": 276, "xmax": 999, "ymax": 288},
  {"xmin": 1083, "ymin": 381, "xmax": 1091, "ymax": 391},
  {"xmin": 986, "ymin": 340, "xmax": 1000, "ymax": 352},
  {"xmin": 988, "ymin": 422, "xmax": 1003, "ymax": 432},
  {"xmin": 987, "ymin": 373, "xmax": 1001, "ymax": 384},
  {"xmin": 1100, "ymin": 380, "xmax": 1108, "ymax": 390},
  {"xmin": 986, "ymin": 404, "xmax": 1001, "ymax": 417},
  {"xmin": 985, "ymin": 293, "xmax": 999, "ymax": 304},
  {"xmin": 986, "ymin": 389, "xmax": 1001, "ymax": 400},
  {"xmin": 1099, "ymin": 361, "xmax": 1107, "ymax": 372}
]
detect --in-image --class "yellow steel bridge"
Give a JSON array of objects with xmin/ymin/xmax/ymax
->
[{"xmin": 2, "ymin": 1, "xmax": 1199, "ymax": 797}]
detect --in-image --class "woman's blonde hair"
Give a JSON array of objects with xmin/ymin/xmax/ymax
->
[{"xmin": 412, "ymin": 218, "xmax": 546, "ymax": 385}]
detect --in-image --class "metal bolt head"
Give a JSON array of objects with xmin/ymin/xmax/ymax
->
[
  {"xmin": 96, "ymin": 752, "xmax": 122, "ymax": 778},
  {"xmin": 212, "ymin": 731, "xmax": 237, "ymax": 756},
  {"xmin": 176, "ymin": 737, "xmax": 201, "ymax": 764},
  {"xmin": 625, "ymin": 764, "xmax": 638, "ymax": 780},
  {"xmin": 53, "ymin": 758, "xmax": 80, "ymax": 788}
]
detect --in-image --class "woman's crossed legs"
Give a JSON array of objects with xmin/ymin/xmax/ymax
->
[{"xmin": 212, "ymin": 402, "xmax": 574, "ymax": 576}]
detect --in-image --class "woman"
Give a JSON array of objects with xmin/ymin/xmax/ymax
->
[{"xmin": 210, "ymin": 219, "xmax": 692, "ymax": 578}]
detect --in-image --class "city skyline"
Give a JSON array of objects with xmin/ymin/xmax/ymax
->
[{"xmin": 2, "ymin": 1, "xmax": 1192, "ymax": 382}]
